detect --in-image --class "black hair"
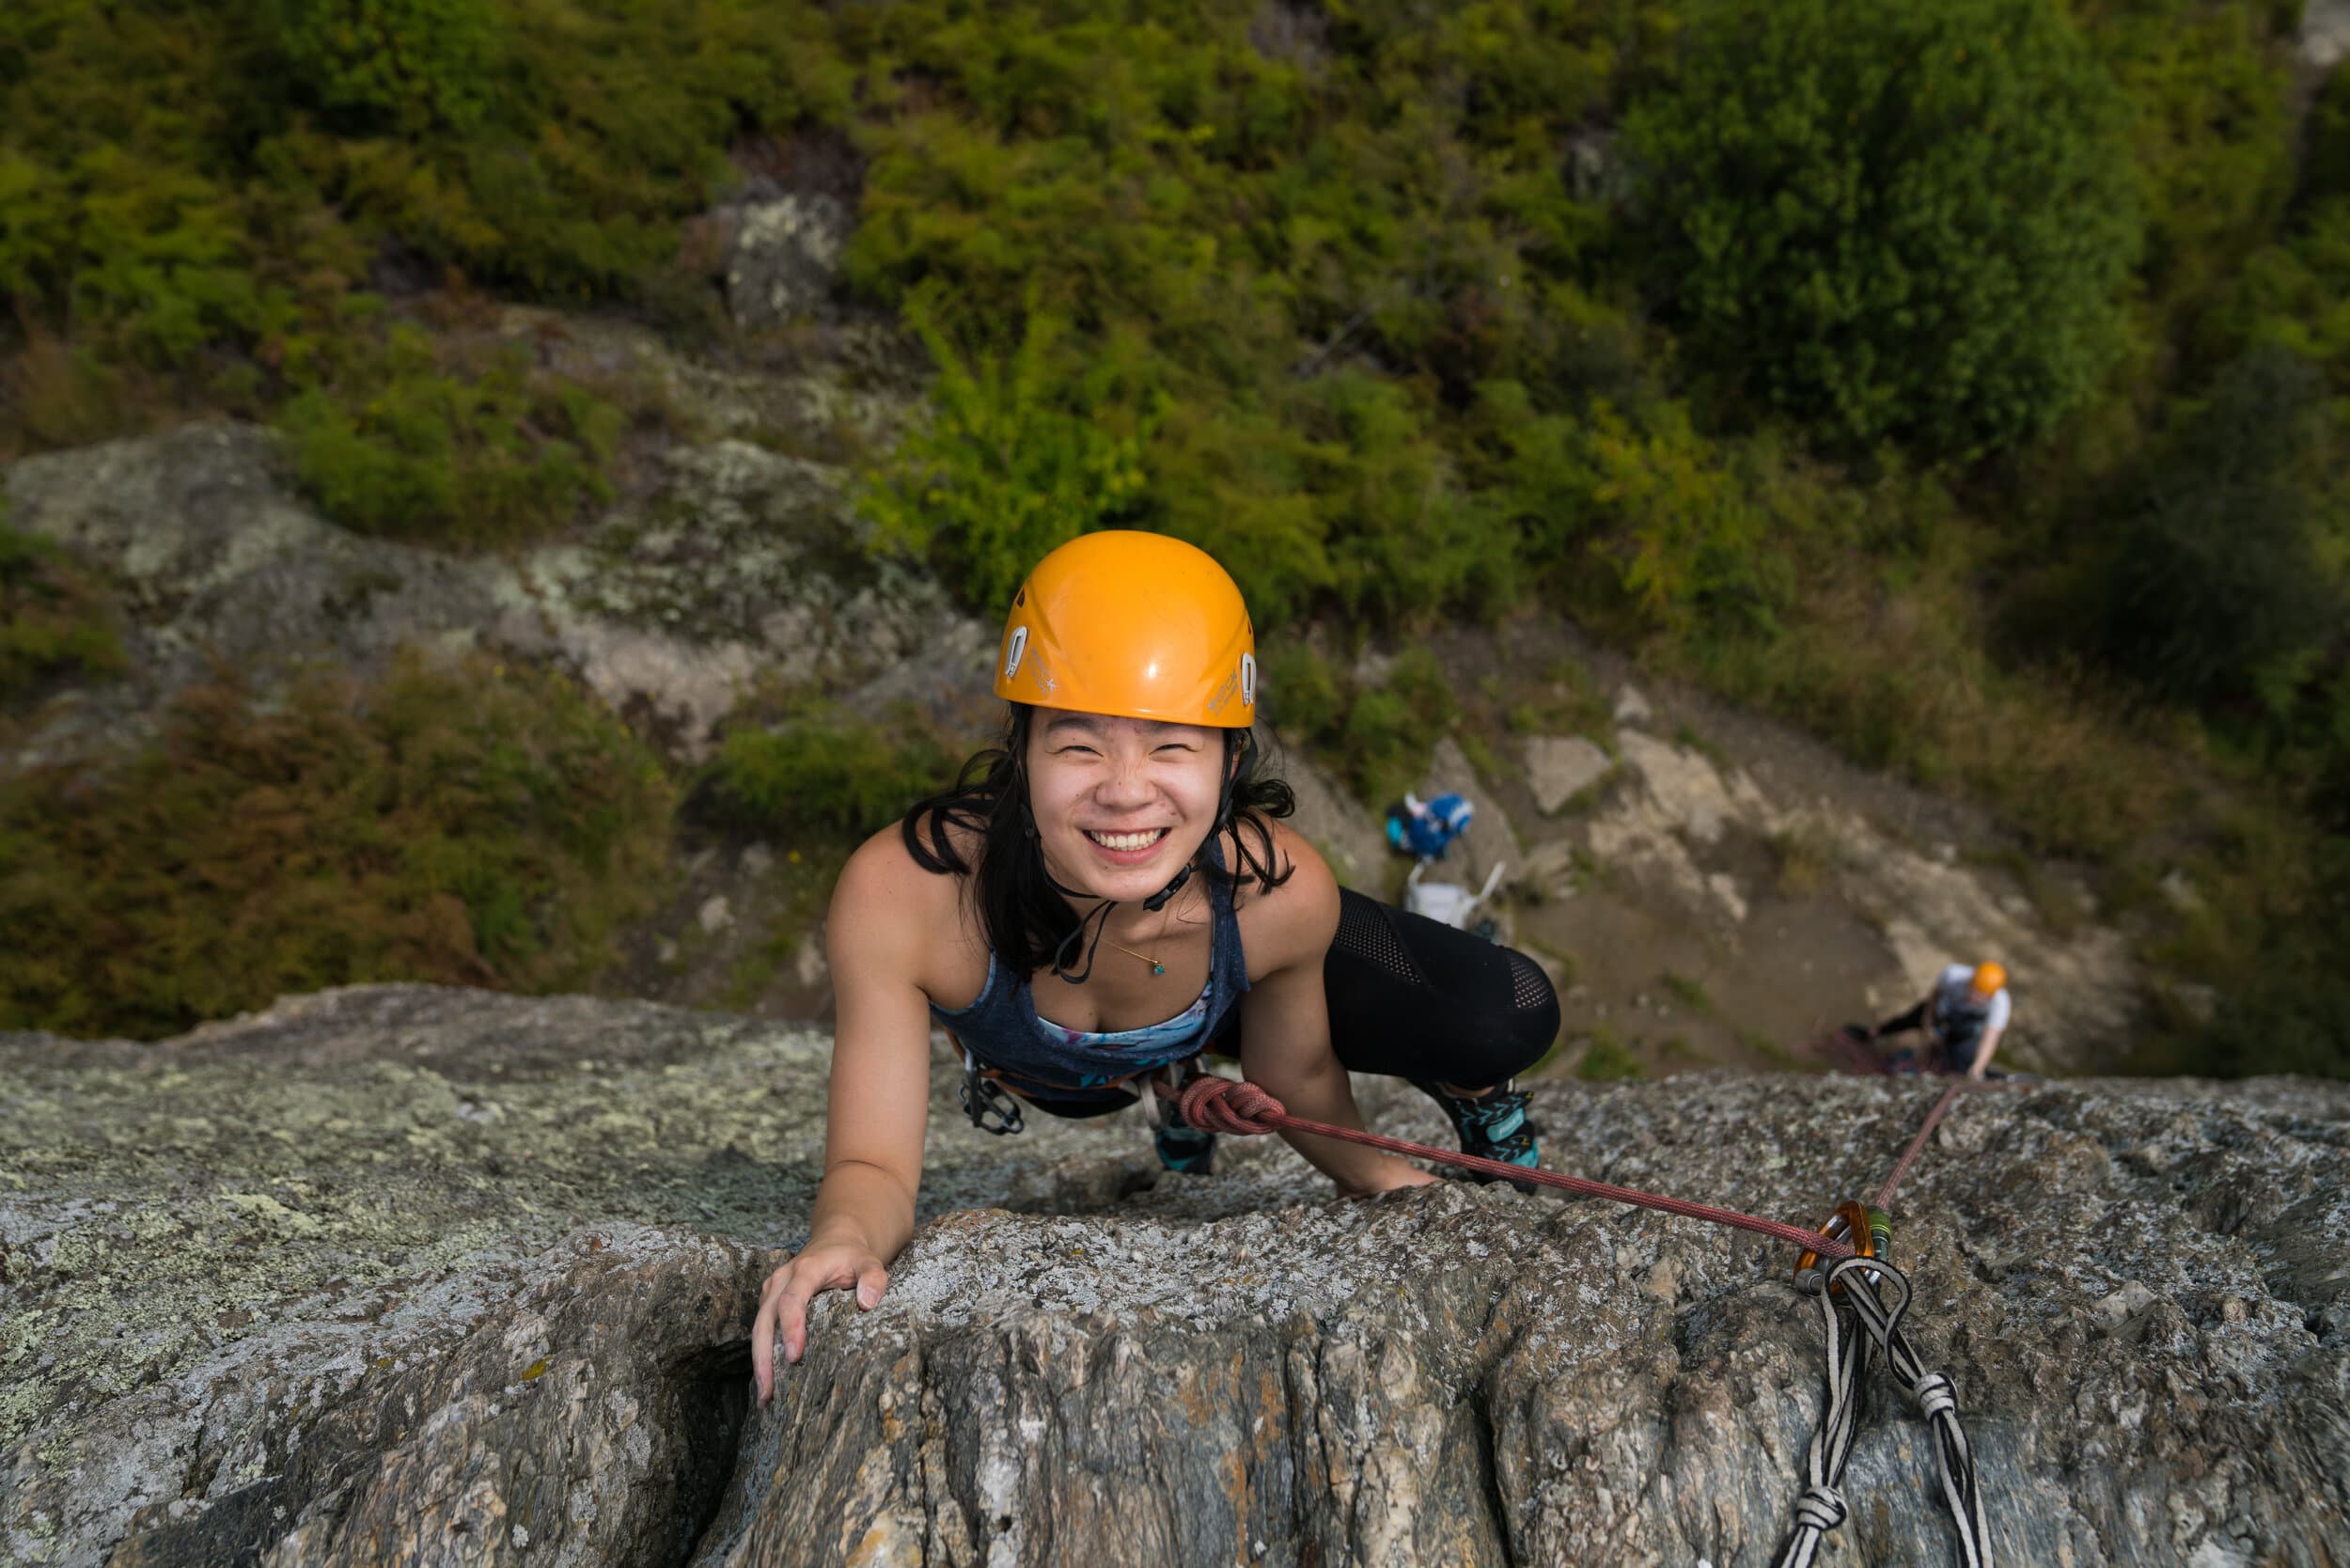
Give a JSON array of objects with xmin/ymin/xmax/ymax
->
[{"xmin": 901, "ymin": 703, "xmax": 1295, "ymax": 979}]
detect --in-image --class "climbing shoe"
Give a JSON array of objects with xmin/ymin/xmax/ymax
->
[
  {"xmin": 1152, "ymin": 1089, "xmax": 1216, "ymax": 1175},
  {"xmin": 1410, "ymin": 1079, "xmax": 1540, "ymax": 1192},
  {"xmin": 1154, "ymin": 1124, "xmax": 1217, "ymax": 1174}
]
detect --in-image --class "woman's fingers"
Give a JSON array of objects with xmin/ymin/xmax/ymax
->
[
  {"xmin": 751, "ymin": 1249, "xmax": 883, "ymax": 1406},
  {"xmin": 774, "ymin": 1268, "xmax": 823, "ymax": 1364},
  {"xmin": 855, "ymin": 1261, "xmax": 889, "ymax": 1309},
  {"xmin": 750, "ymin": 1264, "xmax": 791, "ymax": 1404}
]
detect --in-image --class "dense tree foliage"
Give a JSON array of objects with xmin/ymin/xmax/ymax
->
[
  {"xmin": 270, "ymin": 0, "xmax": 502, "ymax": 134},
  {"xmin": 1628, "ymin": 0, "xmax": 2141, "ymax": 457}
]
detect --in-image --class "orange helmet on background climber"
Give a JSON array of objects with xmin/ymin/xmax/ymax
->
[
  {"xmin": 1970, "ymin": 962, "xmax": 2008, "ymax": 996},
  {"xmin": 994, "ymin": 530, "xmax": 1257, "ymax": 727}
]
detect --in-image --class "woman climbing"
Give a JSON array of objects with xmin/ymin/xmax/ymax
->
[{"xmin": 751, "ymin": 531, "xmax": 1559, "ymax": 1402}]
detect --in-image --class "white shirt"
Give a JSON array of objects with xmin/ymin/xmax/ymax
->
[{"xmin": 1934, "ymin": 964, "xmax": 2012, "ymax": 1034}]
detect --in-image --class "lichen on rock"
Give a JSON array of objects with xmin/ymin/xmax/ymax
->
[{"xmin": 6, "ymin": 987, "xmax": 2347, "ymax": 1566}]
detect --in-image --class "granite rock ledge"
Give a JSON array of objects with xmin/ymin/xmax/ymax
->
[{"xmin": 3, "ymin": 986, "xmax": 2345, "ymax": 1566}]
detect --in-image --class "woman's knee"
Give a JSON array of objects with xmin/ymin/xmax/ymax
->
[{"xmin": 1478, "ymin": 945, "xmax": 1559, "ymax": 1082}]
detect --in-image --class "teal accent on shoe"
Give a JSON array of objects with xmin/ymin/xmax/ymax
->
[
  {"xmin": 1409, "ymin": 1078, "xmax": 1541, "ymax": 1187},
  {"xmin": 1154, "ymin": 1125, "xmax": 1217, "ymax": 1175}
]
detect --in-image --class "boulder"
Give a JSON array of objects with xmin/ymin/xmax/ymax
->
[
  {"xmin": 1522, "ymin": 734, "xmax": 1612, "ymax": 815},
  {"xmin": 7, "ymin": 987, "xmax": 2347, "ymax": 1567},
  {"xmin": 1, "ymin": 425, "xmax": 509, "ymax": 754},
  {"xmin": 726, "ymin": 196, "xmax": 851, "ymax": 331}
]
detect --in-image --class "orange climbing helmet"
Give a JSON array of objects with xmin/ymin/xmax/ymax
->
[
  {"xmin": 994, "ymin": 530, "xmax": 1257, "ymax": 727},
  {"xmin": 1970, "ymin": 962, "xmax": 2008, "ymax": 996}
]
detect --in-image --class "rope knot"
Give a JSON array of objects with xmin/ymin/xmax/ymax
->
[
  {"xmin": 1914, "ymin": 1372, "xmax": 1956, "ymax": 1419},
  {"xmin": 1794, "ymin": 1484, "xmax": 1847, "ymax": 1531},
  {"xmin": 1176, "ymin": 1075, "xmax": 1287, "ymax": 1137}
]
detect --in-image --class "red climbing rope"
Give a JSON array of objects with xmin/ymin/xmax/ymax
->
[
  {"xmin": 1155, "ymin": 1075, "xmax": 1857, "ymax": 1258},
  {"xmin": 1872, "ymin": 1078, "xmax": 2021, "ymax": 1211}
]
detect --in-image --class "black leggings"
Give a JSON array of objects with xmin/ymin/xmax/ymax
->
[
  {"xmin": 1020, "ymin": 888, "xmax": 1560, "ymax": 1120},
  {"xmin": 1873, "ymin": 1002, "xmax": 1978, "ymax": 1074}
]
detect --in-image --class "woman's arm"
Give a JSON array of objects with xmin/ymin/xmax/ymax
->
[
  {"xmin": 751, "ymin": 827, "xmax": 942, "ymax": 1403},
  {"xmin": 1235, "ymin": 835, "xmax": 1436, "ymax": 1197},
  {"xmin": 1966, "ymin": 1023, "xmax": 2004, "ymax": 1079}
]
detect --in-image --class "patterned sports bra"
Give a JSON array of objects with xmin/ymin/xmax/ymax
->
[{"xmin": 929, "ymin": 839, "xmax": 1251, "ymax": 1095}]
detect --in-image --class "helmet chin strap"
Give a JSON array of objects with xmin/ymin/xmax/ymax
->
[
  {"xmin": 1026, "ymin": 746, "xmax": 1244, "ymax": 984},
  {"xmin": 1024, "ymin": 802, "xmax": 1199, "ymax": 984}
]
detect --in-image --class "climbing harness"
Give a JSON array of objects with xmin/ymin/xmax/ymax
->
[{"xmin": 1152, "ymin": 1072, "xmax": 2011, "ymax": 1566}]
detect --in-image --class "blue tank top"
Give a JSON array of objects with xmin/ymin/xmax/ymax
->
[{"xmin": 931, "ymin": 840, "xmax": 1251, "ymax": 1093}]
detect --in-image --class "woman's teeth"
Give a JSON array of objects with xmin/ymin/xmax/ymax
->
[{"xmin": 1086, "ymin": 828, "xmax": 1168, "ymax": 851}]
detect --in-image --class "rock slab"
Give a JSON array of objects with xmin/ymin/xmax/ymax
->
[{"xmin": 5, "ymin": 987, "xmax": 2348, "ymax": 1567}]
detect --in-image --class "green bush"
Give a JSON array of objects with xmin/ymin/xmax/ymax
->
[
  {"xmin": 2096, "ymin": 348, "xmax": 2342, "ymax": 713},
  {"xmin": 1261, "ymin": 642, "xmax": 1456, "ymax": 807},
  {"xmin": 269, "ymin": 0, "xmax": 501, "ymax": 134},
  {"xmin": 275, "ymin": 321, "xmax": 622, "ymax": 544},
  {"xmin": 1576, "ymin": 401, "xmax": 1784, "ymax": 635},
  {"xmin": 702, "ymin": 702, "xmax": 958, "ymax": 839},
  {"xmin": 1627, "ymin": 0, "xmax": 2142, "ymax": 457},
  {"xmin": 1575, "ymin": 1026, "xmax": 1645, "ymax": 1081},
  {"xmin": 2188, "ymin": 833, "xmax": 2350, "ymax": 1079},
  {"xmin": 0, "ymin": 654, "xmax": 678, "ymax": 1041},
  {"xmin": 0, "ymin": 505, "xmax": 124, "ymax": 702},
  {"xmin": 1471, "ymin": 383, "xmax": 1788, "ymax": 635},
  {"xmin": 2084, "ymin": 0, "xmax": 2297, "ymax": 337},
  {"xmin": 2208, "ymin": 70, "xmax": 2350, "ymax": 392},
  {"xmin": 1261, "ymin": 643, "xmax": 1349, "ymax": 747},
  {"xmin": 860, "ymin": 307, "xmax": 1152, "ymax": 614}
]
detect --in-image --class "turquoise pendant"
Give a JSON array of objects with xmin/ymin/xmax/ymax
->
[{"xmin": 1151, "ymin": 962, "xmax": 1166, "ymax": 976}]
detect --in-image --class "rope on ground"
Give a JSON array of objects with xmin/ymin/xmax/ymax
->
[{"xmin": 1155, "ymin": 1074, "xmax": 1857, "ymax": 1259}]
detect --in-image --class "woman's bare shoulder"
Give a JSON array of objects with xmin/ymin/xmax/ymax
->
[
  {"xmin": 831, "ymin": 818, "xmax": 968, "ymax": 950},
  {"xmin": 1227, "ymin": 818, "xmax": 1340, "ymax": 970}
]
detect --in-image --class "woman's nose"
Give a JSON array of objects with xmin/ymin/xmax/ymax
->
[{"xmin": 1096, "ymin": 754, "xmax": 1154, "ymax": 804}]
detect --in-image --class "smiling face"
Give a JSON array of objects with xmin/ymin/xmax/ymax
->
[{"xmin": 1024, "ymin": 708, "xmax": 1228, "ymax": 902}]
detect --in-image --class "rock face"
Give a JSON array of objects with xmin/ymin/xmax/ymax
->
[
  {"xmin": 1544, "ymin": 713, "xmax": 2132, "ymax": 1070},
  {"xmin": 2, "ymin": 421, "xmax": 971, "ymax": 765},
  {"xmin": 7, "ymin": 987, "xmax": 2347, "ymax": 1567},
  {"xmin": 726, "ymin": 196, "xmax": 851, "ymax": 331},
  {"xmin": 1522, "ymin": 733, "xmax": 1612, "ymax": 815}
]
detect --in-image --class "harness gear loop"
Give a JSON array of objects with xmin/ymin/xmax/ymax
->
[
  {"xmin": 955, "ymin": 1041, "xmax": 1026, "ymax": 1136},
  {"xmin": 1794, "ymin": 1200, "xmax": 1891, "ymax": 1297}
]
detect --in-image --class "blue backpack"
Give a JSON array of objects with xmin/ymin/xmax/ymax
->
[{"xmin": 1385, "ymin": 792, "xmax": 1474, "ymax": 859}]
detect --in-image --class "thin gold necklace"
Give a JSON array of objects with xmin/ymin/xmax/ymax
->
[
  {"xmin": 1103, "ymin": 895, "xmax": 1190, "ymax": 975},
  {"xmin": 1103, "ymin": 938, "xmax": 1166, "ymax": 976}
]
